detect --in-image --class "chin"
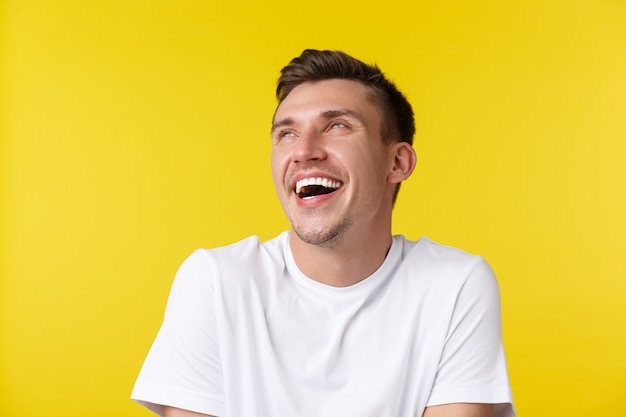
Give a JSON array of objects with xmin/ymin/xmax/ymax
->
[{"xmin": 292, "ymin": 220, "xmax": 351, "ymax": 248}]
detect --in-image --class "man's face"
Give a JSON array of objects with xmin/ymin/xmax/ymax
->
[{"xmin": 271, "ymin": 79, "xmax": 397, "ymax": 247}]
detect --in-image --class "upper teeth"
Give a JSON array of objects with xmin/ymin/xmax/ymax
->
[{"xmin": 295, "ymin": 177, "xmax": 341, "ymax": 194}]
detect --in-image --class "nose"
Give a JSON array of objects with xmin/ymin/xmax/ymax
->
[{"xmin": 292, "ymin": 129, "xmax": 327, "ymax": 163}]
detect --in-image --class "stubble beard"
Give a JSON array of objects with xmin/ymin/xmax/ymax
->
[{"xmin": 291, "ymin": 216, "xmax": 353, "ymax": 249}]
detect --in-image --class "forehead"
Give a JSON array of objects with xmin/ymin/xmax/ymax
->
[{"xmin": 273, "ymin": 79, "xmax": 382, "ymax": 123}]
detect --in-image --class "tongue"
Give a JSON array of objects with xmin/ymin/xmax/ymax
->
[{"xmin": 298, "ymin": 185, "xmax": 335, "ymax": 198}]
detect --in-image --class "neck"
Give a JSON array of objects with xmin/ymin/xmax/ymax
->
[{"xmin": 289, "ymin": 224, "xmax": 393, "ymax": 287}]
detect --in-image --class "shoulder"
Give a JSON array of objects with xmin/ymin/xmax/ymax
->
[
  {"xmin": 397, "ymin": 236, "xmax": 495, "ymax": 291},
  {"xmin": 181, "ymin": 233, "xmax": 288, "ymax": 293},
  {"xmin": 401, "ymin": 236, "xmax": 486, "ymax": 271},
  {"xmin": 200, "ymin": 232, "xmax": 287, "ymax": 270},
  {"xmin": 172, "ymin": 232, "xmax": 287, "ymax": 279}
]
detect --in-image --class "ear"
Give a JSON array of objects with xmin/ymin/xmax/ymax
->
[{"xmin": 387, "ymin": 142, "xmax": 417, "ymax": 184}]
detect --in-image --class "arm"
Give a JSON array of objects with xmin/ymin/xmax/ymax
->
[
  {"xmin": 424, "ymin": 259, "xmax": 513, "ymax": 415},
  {"xmin": 423, "ymin": 403, "xmax": 493, "ymax": 417},
  {"xmin": 131, "ymin": 251, "xmax": 225, "ymax": 416},
  {"xmin": 163, "ymin": 406, "xmax": 215, "ymax": 417}
]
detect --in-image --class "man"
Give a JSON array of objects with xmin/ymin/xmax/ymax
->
[{"xmin": 131, "ymin": 49, "xmax": 515, "ymax": 417}]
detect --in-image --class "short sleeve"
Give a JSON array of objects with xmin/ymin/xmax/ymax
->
[
  {"xmin": 131, "ymin": 250, "xmax": 226, "ymax": 417},
  {"xmin": 426, "ymin": 259, "xmax": 515, "ymax": 417}
]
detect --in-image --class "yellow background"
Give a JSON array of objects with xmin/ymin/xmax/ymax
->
[{"xmin": 2, "ymin": 0, "xmax": 625, "ymax": 416}]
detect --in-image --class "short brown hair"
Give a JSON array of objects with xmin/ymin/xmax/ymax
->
[{"xmin": 276, "ymin": 49, "xmax": 415, "ymax": 146}]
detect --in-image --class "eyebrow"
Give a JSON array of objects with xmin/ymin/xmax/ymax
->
[
  {"xmin": 321, "ymin": 109, "xmax": 364, "ymax": 122},
  {"xmin": 271, "ymin": 117, "xmax": 295, "ymax": 134},
  {"xmin": 271, "ymin": 109, "xmax": 364, "ymax": 134}
]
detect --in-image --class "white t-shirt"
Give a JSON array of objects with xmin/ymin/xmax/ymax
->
[{"xmin": 131, "ymin": 232, "xmax": 515, "ymax": 417}]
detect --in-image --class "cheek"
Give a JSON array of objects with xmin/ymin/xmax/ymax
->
[
  {"xmin": 346, "ymin": 145, "xmax": 383, "ymax": 173},
  {"xmin": 355, "ymin": 148, "xmax": 391, "ymax": 186},
  {"xmin": 270, "ymin": 151, "xmax": 287, "ymax": 187}
]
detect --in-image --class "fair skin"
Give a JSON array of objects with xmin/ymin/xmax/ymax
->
[
  {"xmin": 271, "ymin": 79, "xmax": 415, "ymax": 286},
  {"xmin": 164, "ymin": 403, "xmax": 493, "ymax": 417},
  {"xmin": 163, "ymin": 407, "xmax": 213, "ymax": 417},
  {"xmin": 162, "ymin": 79, "xmax": 493, "ymax": 417}
]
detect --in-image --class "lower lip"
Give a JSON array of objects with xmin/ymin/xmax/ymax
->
[{"xmin": 295, "ymin": 189, "xmax": 341, "ymax": 208}]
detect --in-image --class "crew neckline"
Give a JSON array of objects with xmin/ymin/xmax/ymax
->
[{"xmin": 281, "ymin": 232, "xmax": 404, "ymax": 297}]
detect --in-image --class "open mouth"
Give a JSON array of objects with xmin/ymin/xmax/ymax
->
[{"xmin": 295, "ymin": 177, "xmax": 342, "ymax": 199}]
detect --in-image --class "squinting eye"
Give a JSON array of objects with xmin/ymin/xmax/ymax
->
[
  {"xmin": 330, "ymin": 122, "xmax": 346, "ymax": 129},
  {"xmin": 272, "ymin": 130, "xmax": 293, "ymax": 144}
]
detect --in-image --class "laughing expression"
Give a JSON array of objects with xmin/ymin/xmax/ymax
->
[{"xmin": 271, "ymin": 79, "xmax": 397, "ymax": 248}]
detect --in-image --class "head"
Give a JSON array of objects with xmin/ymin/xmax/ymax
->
[
  {"xmin": 271, "ymin": 50, "xmax": 416, "ymax": 248},
  {"xmin": 276, "ymin": 49, "xmax": 415, "ymax": 204}
]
